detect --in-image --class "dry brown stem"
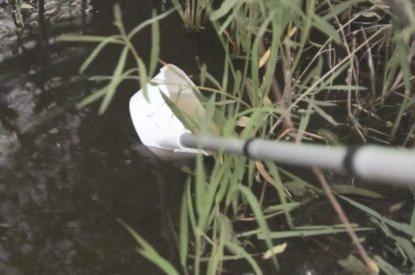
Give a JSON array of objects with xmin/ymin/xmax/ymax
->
[{"xmin": 312, "ymin": 167, "xmax": 378, "ymax": 274}]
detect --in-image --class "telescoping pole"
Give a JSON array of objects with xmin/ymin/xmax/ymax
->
[{"xmin": 179, "ymin": 133, "xmax": 415, "ymax": 186}]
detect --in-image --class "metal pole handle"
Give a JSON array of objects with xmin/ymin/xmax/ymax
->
[{"xmin": 180, "ymin": 133, "xmax": 415, "ymax": 186}]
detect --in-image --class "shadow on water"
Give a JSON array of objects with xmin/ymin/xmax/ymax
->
[{"xmin": 0, "ymin": 0, "xmax": 226, "ymax": 273}]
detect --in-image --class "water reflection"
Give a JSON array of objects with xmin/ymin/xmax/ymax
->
[{"xmin": 0, "ymin": 0, "xmax": 185, "ymax": 273}]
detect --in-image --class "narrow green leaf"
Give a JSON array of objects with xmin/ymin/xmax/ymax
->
[
  {"xmin": 302, "ymin": 56, "xmax": 323, "ymax": 86},
  {"xmin": 226, "ymin": 242, "xmax": 263, "ymax": 275},
  {"xmin": 78, "ymin": 68, "xmax": 138, "ymax": 109},
  {"xmin": 311, "ymin": 100, "xmax": 338, "ymax": 126},
  {"xmin": 210, "ymin": 0, "xmax": 240, "ymax": 21},
  {"xmin": 80, "ymin": 35, "xmax": 122, "ymax": 73},
  {"xmin": 374, "ymin": 255, "xmax": 401, "ymax": 275},
  {"xmin": 239, "ymin": 185, "xmax": 279, "ymax": 270},
  {"xmin": 118, "ymin": 219, "xmax": 180, "ymax": 275},
  {"xmin": 338, "ymin": 254, "xmax": 372, "ymax": 274},
  {"xmin": 149, "ymin": 10, "xmax": 160, "ymax": 77},
  {"xmin": 99, "ymin": 46, "xmax": 129, "ymax": 114},
  {"xmin": 390, "ymin": 38, "xmax": 412, "ymax": 140},
  {"xmin": 324, "ymin": 85, "xmax": 368, "ymax": 91},
  {"xmin": 341, "ymin": 196, "xmax": 415, "ymax": 238},
  {"xmin": 331, "ymin": 185, "xmax": 383, "ymax": 199},
  {"xmin": 58, "ymin": 35, "xmax": 124, "ymax": 44},
  {"xmin": 323, "ymin": 0, "xmax": 364, "ymax": 20},
  {"xmin": 113, "ymin": 4, "xmax": 123, "ymax": 27},
  {"xmin": 179, "ymin": 191, "xmax": 189, "ymax": 269},
  {"xmin": 195, "ymin": 155, "xmax": 208, "ymax": 227},
  {"xmin": 77, "ymin": 85, "xmax": 109, "ymax": 109},
  {"xmin": 264, "ymin": 202, "xmax": 301, "ymax": 215},
  {"xmin": 265, "ymin": 162, "xmax": 294, "ymax": 228},
  {"xmin": 171, "ymin": 0, "xmax": 185, "ymax": 20},
  {"xmin": 257, "ymin": 227, "xmax": 371, "ymax": 239},
  {"xmin": 312, "ymin": 15, "xmax": 341, "ymax": 43},
  {"xmin": 128, "ymin": 9, "xmax": 175, "ymax": 40},
  {"xmin": 296, "ymin": 97, "xmax": 312, "ymax": 143},
  {"xmin": 410, "ymin": 189, "xmax": 415, "ymax": 228}
]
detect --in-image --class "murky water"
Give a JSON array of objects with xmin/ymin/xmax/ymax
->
[
  {"xmin": 0, "ymin": 1, "xmax": 203, "ymax": 273},
  {"xmin": 0, "ymin": 1, "xmax": 412, "ymax": 274}
]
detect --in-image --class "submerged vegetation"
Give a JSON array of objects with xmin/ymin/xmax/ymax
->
[{"xmin": 61, "ymin": 0, "xmax": 415, "ymax": 273}]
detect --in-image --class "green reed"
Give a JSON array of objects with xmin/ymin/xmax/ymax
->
[
  {"xmin": 61, "ymin": 0, "xmax": 415, "ymax": 273},
  {"xmin": 171, "ymin": 0, "xmax": 213, "ymax": 31}
]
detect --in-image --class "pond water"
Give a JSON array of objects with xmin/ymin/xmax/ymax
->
[
  {"xmin": 0, "ymin": 1, "xmax": 412, "ymax": 274},
  {"xmin": 0, "ymin": 0, "xmax": 206, "ymax": 273}
]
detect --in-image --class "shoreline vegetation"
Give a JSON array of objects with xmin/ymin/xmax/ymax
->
[{"xmin": 58, "ymin": 0, "xmax": 415, "ymax": 274}]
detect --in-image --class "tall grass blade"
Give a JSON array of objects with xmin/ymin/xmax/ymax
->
[
  {"xmin": 226, "ymin": 241, "xmax": 263, "ymax": 275},
  {"xmin": 265, "ymin": 162, "xmax": 294, "ymax": 228},
  {"xmin": 80, "ymin": 35, "xmax": 122, "ymax": 74},
  {"xmin": 239, "ymin": 185, "xmax": 279, "ymax": 270},
  {"xmin": 210, "ymin": 0, "xmax": 240, "ymax": 21},
  {"xmin": 179, "ymin": 189, "xmax": 189, "ymax": 271},
  {"xmin": 77, "ymin": 85, "xmax": 109, "ymax": 109},
  {"xmin": 128, "ymin": 9, "xmax": 175, "ymax": 40},
  {"xmin": 341, "ymin": 196, "xmax": 415, "ymax": 238},
  {"xmin": 99, "ymin": 46, "xmax": 129, "ymax": 114},
  {"xmin": 58, "ymin": 35, "xmax": 124, "ymax": 44},
  {"xmin": 118, "ymin": 219, "xmax": 180, "ymax": 275},
  {"xmin": 257, "ymin": 227, "xmax": 371, "ymax": 239},
  {"xmin": 312, "ymin": 15, "xmax": 341, "ymax": 43},
  {"xmin": 149, "ymin": 10, "xmax": 160, "ymax": 77},
  {"xmin": 323, "ymin": 0, "xmax": 364, "ymax": 20}
]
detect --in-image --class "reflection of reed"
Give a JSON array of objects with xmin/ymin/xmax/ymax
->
[
  {"xmin": 38, "ymin": 0, "xmax": 44, "ymax": 24},
  {"xmin": 0, "ymin": 0, "xmax": 91, "ymax": 139},
  {"xmin": 0, "ymin": 0, "xmax": 92, "ymax": 61}
]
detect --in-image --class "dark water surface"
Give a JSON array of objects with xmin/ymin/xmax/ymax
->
[
  {"xmin": 0, "ymin": 0, "xmax": 217, "ymax": 273},
  {"xmin": 0, "ymin": 1, "xmax": 411, "ymax": 274}
]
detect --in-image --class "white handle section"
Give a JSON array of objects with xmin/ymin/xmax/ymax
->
[
  {"xmin": 180, "ymin": 133, "xmax": 415, "ymax": 185},
  {"xmin": 247, "ymin": 139, "xmax": 348, "ymax": 171},
  {"xmin": 180, "ymin": 133, "xmax": 347, "ymax": 170},
  {"xmin": 352, "ymin": 146, "xmax": 415, "ymax": 185},
  {"xmin": 179, "ymin": 133, "xmax": 245, "ymax": 155}
]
